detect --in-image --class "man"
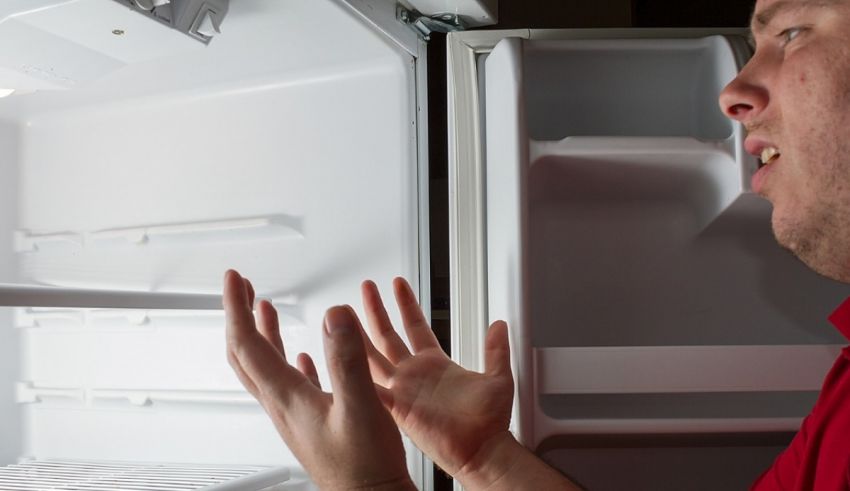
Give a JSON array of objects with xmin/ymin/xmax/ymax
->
[
  {"xmin": 719, "ymin": 0, "xmax": 850, "ymax": 488},
  {"xmin": 223, "ymin": 0, "xmax": 850, "ymax": 489}
]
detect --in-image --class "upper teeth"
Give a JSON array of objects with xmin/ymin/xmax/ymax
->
[{"xmin": 761, "ymin": 147, "xmax": 780, "ymax": 164}]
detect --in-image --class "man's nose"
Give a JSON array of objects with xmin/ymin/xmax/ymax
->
[{"xmin": 718, "ymin": 63, "xmax": 769, "ymax": 123}]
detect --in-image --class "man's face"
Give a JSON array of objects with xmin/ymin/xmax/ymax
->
[{"xmin": 719, "ymin": 0, "xmax": 850, "ymax": 282}]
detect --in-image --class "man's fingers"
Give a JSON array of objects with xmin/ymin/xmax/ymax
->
[
  {"xmin": 392, "ymin": 277, "xmax": 441, "ymax": 354},
  {"xmin": 243, "ymin": 278, "xmax": 256, "ymax": 308},
  {"xmin": 351, "ymin": 297, "xmax": 396, "ymax": 383},
  {"xmin": 484, "ymin": 320, "xmax": 511, "ymax": 377},
  {"xmin": 296, "ymin": 353, "xmax": 322, "ymax": 390},
  {"xmin": 224, "ymin": 270, "xmax": 319, "ymax": 405},
  {"xmin": 224, "ymin": 270, "xmax": 257, "ymax": 345},
  {"xmin": 257, "ymin": 299, "xmax": 285, "ymax": 359},
  {"xmin": 362, "ymin": 280, "xmax": 411, "ymax": 364},
  {"xmin": 323, "ymin": 306, "xmax": 383, "ymax": 410}
]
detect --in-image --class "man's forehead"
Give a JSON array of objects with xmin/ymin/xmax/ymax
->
[{"xmin": 751, "ymin": 0, "xmax": 842, "ymax": 31}]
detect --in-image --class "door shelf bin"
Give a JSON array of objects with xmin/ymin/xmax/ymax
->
[
  {"xmin": 514, "ymin": 36, "xmax": 743, "ymax": 141},
  {"xmin": 531, "ymin": 345, "xmax": 842, "ymax": 445},
  {"xmin": 536, "ymin": 345, "xmax": 842, "ymax": 395}
]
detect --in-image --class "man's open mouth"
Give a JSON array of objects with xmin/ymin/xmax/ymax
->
[{"xmin": 760, "ymin": 147, "xmax": 781, "ymax": 168}]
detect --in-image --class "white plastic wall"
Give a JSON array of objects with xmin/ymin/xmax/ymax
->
[
  {"xmin": 0, "ymin": 121, "xmax": 22, "ymax": 464},
  {"xmin": 0, "ymin": 0, "xmax": 422, "ymax": 475}
]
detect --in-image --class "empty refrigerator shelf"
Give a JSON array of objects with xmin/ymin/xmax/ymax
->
[
  {"xmin": 528, "ymin": 137, "xmax": 743, "ymax": 233},
  {"xmin": 0, "ymin": 285, "xmax": 222, "ymax": 310},
  {"xmin": 539, "ymin": 391, "xmax": 819, "ymax": 420},
  {"xmin": 14, "ymin": 215, "xmax": 302, "ymax": 252},
  {"xmin": 527, "ymin": 346, "xmax": 841, "ymax": 441},
  {"xmin": 15, "ymin": 308, "xmax": 219, "ymax": 329},
  {"xmin": 535, "ymin": 345, "xmax": 844, "ymax": 394},
  {"xmin": 534, "ymin": 415, "xmax": 806, "ymax": 438},
  {"xmin": 516, "ymin": 37, "xmax": 742, "ymax": 140},
  {"xmin": 0, "ymin": 460, "xmax": 289, "ymax": 490},
  {"xmin": 16, "ymin": 383, "xmax": 258, "ymax": 407},
  {"xmin": 13, "ymin": 307, "xmax": 301, "ymax": 330}
]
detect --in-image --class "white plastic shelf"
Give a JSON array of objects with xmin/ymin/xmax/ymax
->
[
  {"xmin": 15, "ymin": 215, "xmax": 302, "ymax": 253},
  {"xmin": 0, "ymin": 460, "xmax": 289, "ymax": 490},
  {"xmin": 16, "ymin": 383, "xmax": 258, "ymax": 408},
  {"xmin": 13, "ymin": 306, "xmax": 302, "ymax": 330},
  {"xmin": 532, "ymin": 415, "xmax": 807, "ymax": 438},
  {"xmin": 0, "ymin": 284, "xmax": 223, "ymax": 310},
  {"xmin": 526, "ymin": 345, "xmax": 840, "ymax": 444},
  {"xmin": 536, "ymin": 345, "xmax": 843, "ymax": 394}
]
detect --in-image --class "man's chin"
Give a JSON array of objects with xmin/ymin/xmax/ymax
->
[{"xmin": 772, "ymin": 214, "xmax": 850, "ymax": 284}]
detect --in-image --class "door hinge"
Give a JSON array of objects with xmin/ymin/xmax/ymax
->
[{"xmin": 396, "ymin": 5, "xmax": 468, "ymax": 40}]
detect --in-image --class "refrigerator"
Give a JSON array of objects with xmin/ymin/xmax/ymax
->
[{"xmin": 0, "ymin": 0, "xmax": 848, "ymax": 489}]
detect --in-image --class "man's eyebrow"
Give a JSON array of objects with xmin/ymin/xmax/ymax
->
[{"xmin": 751, "ymin": 0, "xmax": 839, "ymax": 33}]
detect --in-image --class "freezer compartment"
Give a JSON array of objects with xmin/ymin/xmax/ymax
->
[
  {"xmin": 0, "ymin": 0, "xmax": 424, "ymax": 486},
  {"xmin": 483, "ymin": 34, "xmax": 850, "ymax": 452}
]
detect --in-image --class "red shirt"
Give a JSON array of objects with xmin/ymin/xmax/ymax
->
[{"xmin": 751, "ymin": 297, "xmax": 850, "ymax": 490}]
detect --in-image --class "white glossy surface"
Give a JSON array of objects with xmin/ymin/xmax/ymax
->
[
  {"xmin": 0, "ymin": 120, "xmax": 21, "ymax": 467},
  {"xmin": 0, "ymin": 0, "xmax": 421, "ymax": 479},
  {"xmin": 0, "ymin": 0, "xmax": 204, "ymax": 91}
]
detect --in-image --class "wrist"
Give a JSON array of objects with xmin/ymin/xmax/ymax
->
[
  {"xmin": 328, "ymin": 475, "xmax": 417, "ymax": 491},
  {"xmin": 454, "ymin": 432, "xmax": 583, "ymax": 491},
  {"xmin": 454, "ymin": 431, "xmax": 526, "ymax": 490},
  {"xmin": 362, "ymin": 476, "xmax": 417, "ymax": 491}
]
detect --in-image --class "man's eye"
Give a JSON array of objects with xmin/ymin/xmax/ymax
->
[{"xmin": 779, "ymin": 26, "xmax": 805, "ymax": 45}]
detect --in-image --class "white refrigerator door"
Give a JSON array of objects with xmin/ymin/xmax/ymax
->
[
  {"xmin": 448, "ymin": 29, "xmax": 850, "ymax": 491},
  {"xmin": 0, "ymin": 0, "xmax": 438, "ymax": 489}
]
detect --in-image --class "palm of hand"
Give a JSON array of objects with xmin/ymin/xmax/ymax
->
[
  {"xmin": 358, "ymin": 278, "xmax": 515, "ymax": 477},
  {"xmin": 387, "ymin": 348, "xmax": 513, "ymax": 475}
]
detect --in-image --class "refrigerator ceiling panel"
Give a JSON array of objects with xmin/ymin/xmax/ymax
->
[
  {"xmin": 0, "ymin": 0, "xmax": 206, "ymax": 91},
  {"xmin": 0, "ymin": 0, "xmax": 415, "ymax": 117}
]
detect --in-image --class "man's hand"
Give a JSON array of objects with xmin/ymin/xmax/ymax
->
[
  {"xmin": 358, "ymin": 278, "xmax": 514, "ymax": 479},
  {"xmin": 359, "ymin": 278, "xmax": 584, "ymax": 491},
  {"xmin": 223, "ymin": 270, "xmax": 415, "ymax": 491}
]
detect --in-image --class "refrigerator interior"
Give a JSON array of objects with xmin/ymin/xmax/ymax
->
[
  {"xmin": 0, "ymin": 0, "xmax": 425, "ymax": 488},
  {"xmin": 482, "ymin": 35, "xmax": 850, "ymax": 490}
]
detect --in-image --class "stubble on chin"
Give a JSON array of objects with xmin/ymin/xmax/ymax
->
[{"xmin": 773, "ymin": 206, "xmax": 850, "ymax": 283}]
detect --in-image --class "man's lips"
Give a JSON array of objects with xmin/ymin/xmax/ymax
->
[
  {"xmin": 744, "ymin": 137, "xmax": 781, "ymax": 193},
  {"xmin": 744, "ymin": 137, "xmax": 779, "ymax": 159},
  {"xmin": 745, "ymin": 137, "xmax": 782, "ymax": 168},
  {"xmin": 751, "ymin": 154, "xmax": 779, "ymax": 194}
]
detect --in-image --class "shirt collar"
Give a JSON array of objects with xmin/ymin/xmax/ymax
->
[{"xmin": 828, "ymin": 296, "xmax": 850, "ymax": 342}]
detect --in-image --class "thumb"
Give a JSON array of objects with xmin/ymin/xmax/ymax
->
[
  {"xmin": 323, "ymin": 305, "xmax": 382, "ymax": 410},
  {"xmin": 484, "ymin": 320, "xmax": 511, "ymax": 377}
]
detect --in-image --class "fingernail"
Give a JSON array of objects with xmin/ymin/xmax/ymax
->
[{"xmin": 324, "ymin": 306, "xmax": 353, "ymax": 336}]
